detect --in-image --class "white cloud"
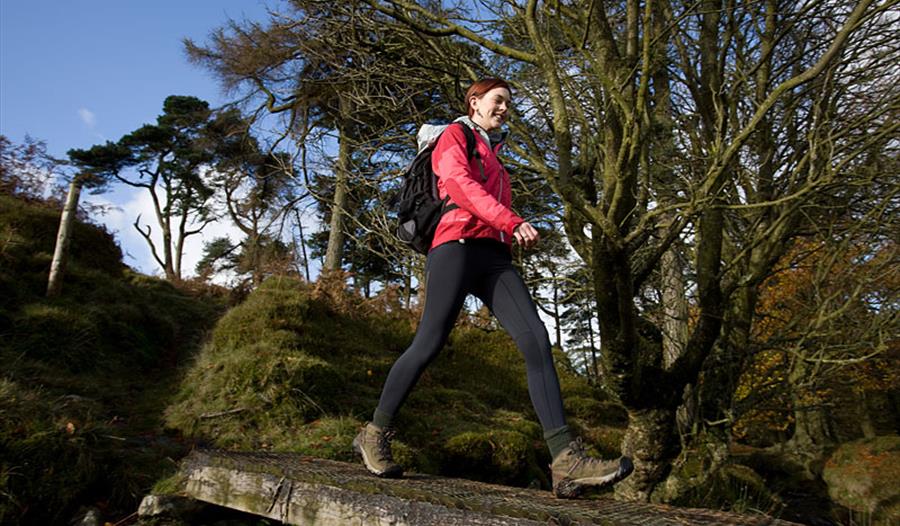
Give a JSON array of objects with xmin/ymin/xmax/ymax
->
[
  {"xmin": 82, "ymin": 187, "xmax": 156, "ymax": 274},
  {"xmin": 77, "ymin": 108, "xmax": 96, "ymax": 128},
  {"xmin": 82, "ymin": 186, "xmax": 244, "ymax": 279}
]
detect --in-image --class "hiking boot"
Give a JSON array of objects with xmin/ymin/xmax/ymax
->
[
  {"xmin": 352, "ymin": 422, "xmax": 403, "ymax": 478},
  {"xmin": 550, "ymin": 437, "xmax": 633, "ymax": 498}
]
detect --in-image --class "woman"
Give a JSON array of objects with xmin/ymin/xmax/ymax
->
[{"xmin": 353, "ymin": 79, "xmax": 633, "ymax": 498}]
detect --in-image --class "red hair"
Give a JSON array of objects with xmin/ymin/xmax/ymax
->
[{"xmin": 465, "ymin": 78, "xmax": 511, "ymax": 117}]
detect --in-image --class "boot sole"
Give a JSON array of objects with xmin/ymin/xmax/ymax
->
[
  {"xmin": 553, "ymin": 457, "xmax": 634, "ymax": 499},
  {"xmin": 352, "ymin": 434, "xmax": 403, "ymax": 479}
]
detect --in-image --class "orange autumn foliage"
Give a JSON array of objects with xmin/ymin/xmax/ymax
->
[{"xmin": 733, "ymin": 238, "xmax": 899, "ymax": 442}]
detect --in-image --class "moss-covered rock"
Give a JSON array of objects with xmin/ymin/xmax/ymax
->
[
  {"xmin": 823, "ymin": 435, "xmax": 900, "ymax": 523},
  {"xmin": 657, "ymin": 459, "xmax": 783, "ymax": 516},
  {"xmin": 442, "ymin": 429, "xmax": 548, "ymax": 488},
  {"xmin": 580, "ymin": 425, "xmax": 627, "ymax": 459},
  {"xmin": 565, "ymin": 396, "xmax": 628, "ymax": 427}
]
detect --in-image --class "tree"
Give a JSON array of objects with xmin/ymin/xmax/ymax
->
[
  {"xmin": 73, "ymin": 96, "xmax": 239, "ymax": 282},
  {"xmin": 120, "ymin": 96, "xmax": 221, "ymax": 281},
  {"xmin": 735, "ymin": 186, "xmax": 899, "ymax": 476},
  {"xmin": 558, "ymin": 264, "xmax": 601, "ymax": 378},
  {"xmin": 203, "ymin": 109, "xmax": 305, "ymax": 286},
  {"xmin": 184, "ymin": 0, "xmax": 484, "ymax": 282},
  {"xmin": 366, "ymin": 0, "xmax": 899, "ymax": 501},
  {"xmin": 0, "ymin": 135, "xmax": 60, "ymax": 200}
]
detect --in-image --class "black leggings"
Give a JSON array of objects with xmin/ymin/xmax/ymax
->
[{"xmin": 375, "ymin": 238, "xmax": 567, "ymax": 431}]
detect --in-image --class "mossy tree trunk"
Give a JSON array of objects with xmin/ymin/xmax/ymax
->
[
  {"xmin": 618, "ymin": 409, "xmax": 680, "ymax": 502},
  {"xmin": 856, "ymin": 390, "xmax": 877, "ymax": 440},
  {"xmin": 779, "ymin": 357, "xmax": 837, "ymax": 479}
]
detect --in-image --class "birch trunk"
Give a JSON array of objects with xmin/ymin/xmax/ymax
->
[
  {"xmin": 323, "ymin": 96, "xmax": 351, "ymax": 272},
  {"xmin": 46, "ymin": 179, "xmax": 82, "ymax": 297}
]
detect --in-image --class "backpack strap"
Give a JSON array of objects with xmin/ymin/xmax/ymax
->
[
  {"xmin": 439, "ymin": 123, "xmax": 488, "ymax": 217},
  {"xmin": 456, "ymin": 122, "xmax": 487, "ymax": 183}
]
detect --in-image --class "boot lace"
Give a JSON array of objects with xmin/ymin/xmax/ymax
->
[
  {"xmin": 376, "ymin": 428, "xmax": 397, "ymax": 463},
  {"xmin": 566, "ymin": 437, "xmax": 602, "ymax": 471}
]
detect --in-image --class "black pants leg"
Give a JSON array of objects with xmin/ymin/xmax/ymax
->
[
  {"xmin": 471, "ymin": 253, "xmax": 567, "ymax": 431},
  {"xmin": 375, "ymin": 242, "xmax": 471, "ymax": 419},
  {"xmin": 374, "ymin": 240, "xmax": 567, "ymax": 431}
]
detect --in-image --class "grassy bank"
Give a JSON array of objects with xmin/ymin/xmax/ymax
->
[{"xmin": 0, "ymin": 195, "xmax": 225, "ymax": 524}]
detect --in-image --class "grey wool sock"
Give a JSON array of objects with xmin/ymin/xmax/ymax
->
[
  {"xmin": 372, "ymin": 408, "xmax": 393, "ymax": 430},
  {"xmin": 544, "ymin": 425, "xmax": 573, "ymax": 460}
]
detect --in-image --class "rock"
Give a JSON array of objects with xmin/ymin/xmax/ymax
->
[
  {"xmin": 137, "ymin": 494, "xmax": 207, "ymax": 518},
  {"xmin": 823, "ymin": 435, "xmax": 900, "ymax": 523},
  {"xmin": 70, "ymin": 507, "xmax": 102, "ymax": 526}
]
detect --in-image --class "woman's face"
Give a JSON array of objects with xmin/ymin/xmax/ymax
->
[{"xmin": 469, "ymin": 87, "xmax": 511, "ymax": 131}]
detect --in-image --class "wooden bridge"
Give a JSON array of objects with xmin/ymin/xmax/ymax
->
[{"xmin": 174, "ymin": 449, "xmax": 800, "ymax": 525}]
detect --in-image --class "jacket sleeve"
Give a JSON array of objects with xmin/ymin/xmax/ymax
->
[{"xmin": 432, "ymin": 125, "xmax": 525, "ymax": 237}]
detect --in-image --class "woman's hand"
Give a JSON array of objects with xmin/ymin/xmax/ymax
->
[{"xmin": 512, "ymin": 222, "xmax": 540, "ymax": 249}]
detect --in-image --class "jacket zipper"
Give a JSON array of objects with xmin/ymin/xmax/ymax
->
[{"xmin": 497, "ymin": 147, "xmax": 505, "ymax": 243}]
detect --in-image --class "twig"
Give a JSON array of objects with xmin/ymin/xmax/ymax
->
[
  {"xmin": 199, "ymin": 408, "xmax": 246, "ymax": 419},
  {"xmin": 111, "ymin": 511, "xmax": 137, "ymax": 526}
]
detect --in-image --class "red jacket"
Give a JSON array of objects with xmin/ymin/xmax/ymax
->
[{"xmin": 430, "ymin": 122, "xmax": 524, "ymax": 251}]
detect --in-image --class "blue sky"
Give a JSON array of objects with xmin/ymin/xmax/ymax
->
[{"xmin": 0, "ymin": 0, "xmax": 280, "ymax": 277}]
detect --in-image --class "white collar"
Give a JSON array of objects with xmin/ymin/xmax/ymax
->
[{"xmin": 454, "ymin": 115, "xmax": 508, "ymax": 148}]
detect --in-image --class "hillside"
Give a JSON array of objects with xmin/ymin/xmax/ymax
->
[{"xmin": 0, "ymin": 195, "xmax": 225, "ymax": 524}]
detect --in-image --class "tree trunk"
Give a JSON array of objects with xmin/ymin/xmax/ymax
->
[
  {"xmin": 415, "ymin": 260, "xmax": 426, "ymax": 309},
  {"xmin": 173, "ymin": 209, "xmax": 187, "ymax": 282},
  {"xmin": 661, "ymin": 240, "xmax": 694, "ymax": 443},
  {"xmin": 46, "ymin": 179, "xmax": 82, "ymax": 297},
  {"xmin": 858, "ymin": 390, "xmax": 876, "ymax": 439},
  {"xmin": 661, "ymin": 243, "xmax": 688, "ymax": 369},
  {"xmin": 295, "ymin": 209, "xmax": 310, "ymax": 281},
  {"xmin": 403, "ymin": 258, "xmax": 412, "ymax": 310},
  {"xmin": 251, "ymin": 233, "xmax": 263, "ymax": 287},
  {"xmin": 615, "ymin": 408, "xmax": 679, "ymax": 502},
  {"xmin": 781, "ymin": 358, "xmax": 836, "ymax": 479},
  {"xmin": 160, "ymin": 184, "xmax": 176, "ymax": 281},
  {"xmin": 589, "ymin": 303, "xmax": 599, "ymax": 379},
  {"xmin": 323, "ymin": 96, "xmax": 351, "ymax": 272},
  {"xmin": 652, "ymin": 426, "xmax": 730, "ymax": 503},
  {"xmin": 548, "ymin": 265, "xmax": 563, "ymax": 348},
  {"xmin": 787, "ymin": 402, "xmax": 835, "ymax": 478}
]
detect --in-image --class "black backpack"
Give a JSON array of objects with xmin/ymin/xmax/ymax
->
[{"xmin": 393, "ymin": 122, "xmax": 486, "ymax": 254}]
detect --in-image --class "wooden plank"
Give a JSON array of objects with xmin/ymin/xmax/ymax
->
[
  {"xmin": 179, "ymin": 450, "xmax": 801, "ymax": 526},
  {"xmin": 184, "ymin": 464, "xmax": 543, "ymax": 525}
]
